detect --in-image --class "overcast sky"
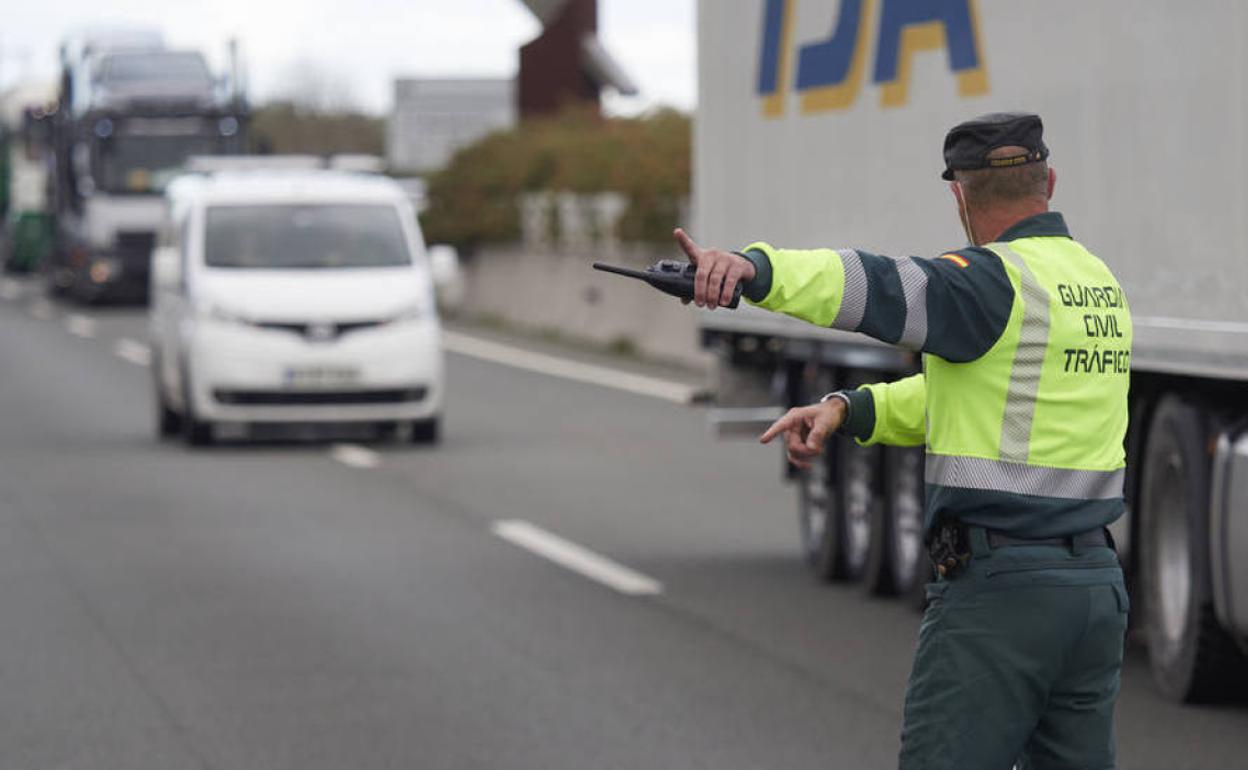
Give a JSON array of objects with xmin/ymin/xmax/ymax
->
[{"xmin": 0, "ymin": 0, "xmax": 696, "ymax": 115}]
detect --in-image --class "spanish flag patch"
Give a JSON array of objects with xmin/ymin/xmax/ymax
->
[{"xmin": 938, "ymin": 253, "xmax": 970, "ymax": 268}]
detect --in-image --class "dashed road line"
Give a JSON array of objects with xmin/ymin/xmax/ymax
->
[
  {"xmin": 492, "ymin": 519, "xmax": 664, "ymax": 596},
  {"xmin": 65, "ymin": 313, "xmax": 97, "ymax": 339},
  {"xmin": 442, "ymin": 331, "xmax": 698, "ymax": 405},
  {"xmin": 114, "ymin": 338, "xmax": 152, "ymax": 367},
  {"xmin": 329, "ymin": 443, "xmax": 381, "ymax": 469},
  {"xmin": 28, "ymin": 299, "xmax": 55, "ymax": 320}
]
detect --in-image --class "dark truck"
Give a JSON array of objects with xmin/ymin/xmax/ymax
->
[{"xmin": 45, "ymin": 29, "xmax": 246, "ymax": 302}]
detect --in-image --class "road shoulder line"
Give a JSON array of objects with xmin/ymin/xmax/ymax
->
[
  {"xmin": 442, "ymin": 330, "xmax": 698, "ymax": 404},
  {"xmin": 492, "ymin": 519, "xmax": 663, "ymax": 596}
]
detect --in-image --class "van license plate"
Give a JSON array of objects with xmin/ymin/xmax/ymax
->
[{"xmin": 283, "ymin": 365, "xmax": 361, "ymax": 389}]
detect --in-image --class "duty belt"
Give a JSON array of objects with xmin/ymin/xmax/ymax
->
[
  {"xmin": 986, "ymin": 529, "xmax": 1111, "ymax": 550},
  {"xmin": 928, "ymin": 523, "xmax": 1113, "ymax": 578}
]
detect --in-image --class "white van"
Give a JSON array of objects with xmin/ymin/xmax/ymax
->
[{"xmin": 149, "ymin": 169, "xmax": 444, "ymax": 445}]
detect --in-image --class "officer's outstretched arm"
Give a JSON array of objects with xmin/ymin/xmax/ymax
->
[
  {"xmin": 840, "ymin": 373, "xmax": 927, "ymax": 447},
  {"xmin": 739, "ymin": 243, "xmax": 1014, "ymax": 363}
]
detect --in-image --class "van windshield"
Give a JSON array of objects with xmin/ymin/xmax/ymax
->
[{"xmin": 204, "ymin": 204, "xmax": 412, "ymax": 269}]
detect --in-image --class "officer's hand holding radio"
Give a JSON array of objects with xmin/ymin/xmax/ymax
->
[
  {"xmin": 673, "ymin": 228, "xmax": 755, "ymax": 310},
  {"xmin": 758, "ymin": 399, "xmax": 847, "ymax": 469}
]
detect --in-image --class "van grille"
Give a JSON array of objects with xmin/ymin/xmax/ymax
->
[
  {"xmin": 253, "ymin": 320, "xmax": 385, "ymax": 340},
  {"xmin": 213, "ymin": 387, "xmax": 427, "ymax": 405}
]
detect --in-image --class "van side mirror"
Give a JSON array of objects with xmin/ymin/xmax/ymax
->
[
  {"xmin": 427, "ymin": 244, "xmax": 463, "ymax": 308},
  {"xmin": 151, "ymin": 246, "xmax": 182, "ymax": 294}
]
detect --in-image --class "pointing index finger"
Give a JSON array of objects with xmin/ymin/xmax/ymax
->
[
  {"xmin": 759, "ymin": 412, "xmax": 795, "ymax": 444},
  {"xmin": 674, "ymin": 228, "xmax": 701, "ymax": 263}
]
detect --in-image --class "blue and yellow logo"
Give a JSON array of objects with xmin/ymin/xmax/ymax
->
[{"xmin": 757, "ymin": 0, "xmax": 988, "ymax": 116}]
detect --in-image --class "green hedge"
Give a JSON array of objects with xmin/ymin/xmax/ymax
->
[
  {"xmin": 421, "ymin": 107, "xmax": 690, "ymax": 251},
  {"xmin": 248, "ymin": 102, "xmax": 385, "ymax": 157}
]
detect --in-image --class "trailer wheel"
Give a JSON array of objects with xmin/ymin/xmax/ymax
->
[
  {"xmin": 798, "ymin": 440, "xmax": 840, "ymax": 581},
  {"xmin": 795, "ymin": 366, "xmax": 837, "ymax": 580},
  {"xmin": 828, "ymin": 434, "xmax": 878, "ymax": 583},
  {"xmin": 865, "ymin": 446, "xmax": 926, "ymax": 596},
  {"xmin": 1140, "ymin": 395, "xmax": 1246, "ymax": 701},
  {"xmin": 1116, "ymin": 395, "xmax": 1153, "ymax": 583},
  {"xmin": 825, "ymin": 372, "xmax": 882, "ymax": 583}
]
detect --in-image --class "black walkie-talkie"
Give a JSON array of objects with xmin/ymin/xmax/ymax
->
[{"xmin": 592, "ymin": 259, "xmax": 743, "ymax": 309}]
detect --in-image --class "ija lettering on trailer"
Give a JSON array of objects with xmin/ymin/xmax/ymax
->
[{"xmin": 757, "ymin": 0, "xmax": 989, "ymax": 116}]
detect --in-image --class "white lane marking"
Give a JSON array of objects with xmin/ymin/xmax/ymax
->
[
  {"xmin": 0, "ymin": 280, "xmax": 20, "ymax": 301},
  {"xmin": 329, "ymin": 443, "xmax": 381, "ymax": 469},
  {"xmin": 28, "ymin": 299, "xmax": 55, "ymax": 320},
  {"xmin": 442, "ymin": 331, "xmax": 698, "ymax": 404},
  {"xmin": 492, "ymin": 519, "xmax": 664, "ymax": 596},
  {"xmin": 114, "ymin": 338, "xmax": 152, "ymax": 367},
  {"xmin": 65, "ymin": 313, "xmax": 97, "ymax": 338}
]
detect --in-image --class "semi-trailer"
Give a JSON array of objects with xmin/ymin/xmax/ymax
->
[{"xmin": 694, "ymin": 0, "xmax": 1248, "ymax": 702}]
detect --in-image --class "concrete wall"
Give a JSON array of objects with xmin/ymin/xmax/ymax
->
[{"xmin": 458, "ymin": 245, "xmax": 712, "ymax": 369}]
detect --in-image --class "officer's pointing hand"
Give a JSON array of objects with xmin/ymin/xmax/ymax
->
[
  {"xmin": 759, "ymin": 400, "xmax": 846, "ymax": 470},
  {"xmin": 673, "ymin": 228, "xmax": 756, "ymax": 310}
]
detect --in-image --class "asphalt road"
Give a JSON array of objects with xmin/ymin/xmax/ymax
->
[{"xmin": 0, "ymin": 278, "xmax": 1245, "ymax": 769}]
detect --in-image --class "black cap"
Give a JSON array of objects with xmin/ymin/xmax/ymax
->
[{"xmin": 941, "ymin": 112, "xmax": 1049, "ymax": 181}]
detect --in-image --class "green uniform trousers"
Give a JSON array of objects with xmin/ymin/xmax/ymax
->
[{"xmin": 899, "ymin": 540, "xmax": 1128, "ymax": 770}]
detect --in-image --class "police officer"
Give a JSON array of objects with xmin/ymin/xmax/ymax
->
[{"xmin": 675, "ymin": 112, "xmax": 1131, "ymax": 769}]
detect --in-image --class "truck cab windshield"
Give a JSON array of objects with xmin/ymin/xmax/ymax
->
[
  {"xmin": 96, "ymin": 133, "xmax": 218, "ymax": 194},
  {"xmin": 97, "ymin": 52, "xmax": 213, "ymax": 91}
]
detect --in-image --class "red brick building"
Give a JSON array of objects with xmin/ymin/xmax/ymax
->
[{"xmin": 517, "ymin": 0, "xmax": 638, "ymax": 119}]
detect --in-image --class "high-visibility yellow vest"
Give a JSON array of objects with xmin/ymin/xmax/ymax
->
[
  {"xmin": 919, "ymin": 238, "xmax": 1130, "ymax": 499},
  {"xmin": 744, "ymin": 214, "xmax": 1132, "ymax": 536}
]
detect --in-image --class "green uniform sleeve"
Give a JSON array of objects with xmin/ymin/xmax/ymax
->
[
  {"xmin": 848, "ymin": 374, "xmax": 927, "ymax": 447},
  {"xmin": 741, "ymin": 242, "xmax": 1015, "ymax": 363}
]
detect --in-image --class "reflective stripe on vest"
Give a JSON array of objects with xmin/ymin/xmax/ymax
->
[
  {"xmin": 925, "ymin": 454, "xmax": 1125, "ymax": 499},
  {"xmin": 832, "ymin": 249, "xmax": 869, "ymax": 331},
  {"xmin": 989, "ymin": 243, "xmax": 1048, "ymax": 463}
]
